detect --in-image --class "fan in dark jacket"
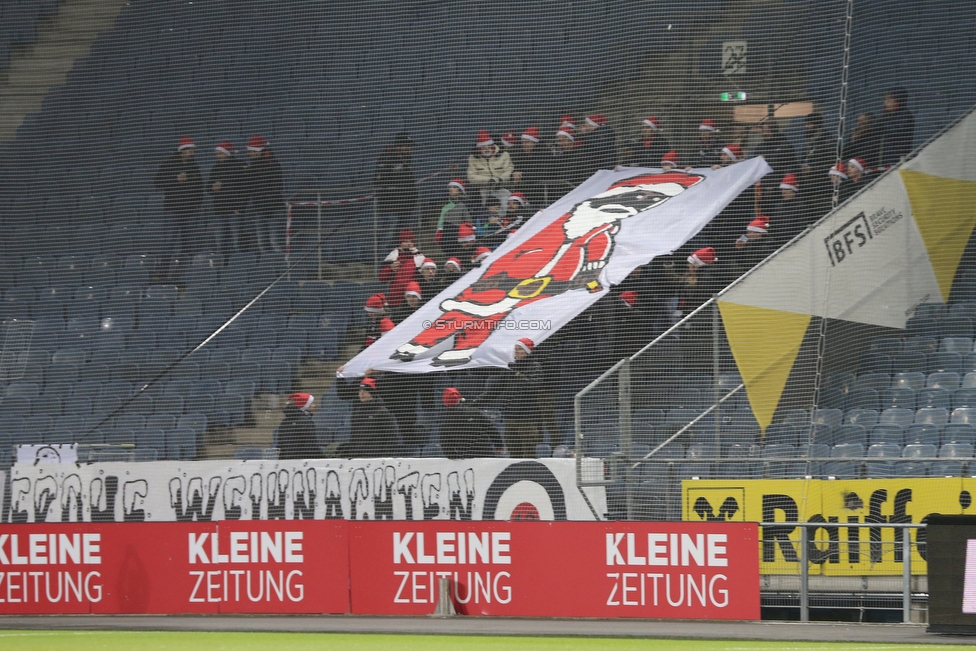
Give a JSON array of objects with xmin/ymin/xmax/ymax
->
[
  {"xmin": 629, "ymin": 116, "xmax": 672, "ymax": 168},
  {"xmin": 208, "ymin": 141, "xmax": 247, "ymax": 257},
  {"xmin": 276, "ymin": 392, "xmax": 319, "ymax": 460},
  {"xmin": 878, "ymin": 87, "xmax": 915, "ymax": 166},
  {"xmin": 475, "ymin": 338, "xmax": 544, "ymax": 458},
  {"xmin": 154, "ymin": 136, "xmax": 204, "ymax": 264},
  {"xmin": 244, "ymin": 135, "xmax": 284, "ymax": 254},
  {"xmin": 842, "ymin": 112, "xmax": 881, "ymax": 169},
  {"xmin": 798, "ymin": 113, "xmax": 835, "ymax": 221},
  {"xmin": 375, "ymin": 132, "xmax": 419, "ymax": 252},
  {"xmin": 577, "ymin": 114, "xmax": 617, "ymax": 178},
  {"xmin": 340, "ymin": 378, "xmax": 400, "ymax": 458},
  {"xmin": 439, "ymin": 388, "xmax": 502, "ymax": 459},
  {"xmin": 508, "ymin": 127, "xmax": 547, "ymax": 207}
]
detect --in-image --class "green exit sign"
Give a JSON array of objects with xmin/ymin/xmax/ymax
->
[{"xmin": 720, "ymin": 92, "xmax": 747, "ymax": 101}]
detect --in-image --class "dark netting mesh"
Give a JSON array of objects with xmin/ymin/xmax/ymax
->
[{"xmin": 0, "ymin": 4, "xmax": 975, "ymax": 605}]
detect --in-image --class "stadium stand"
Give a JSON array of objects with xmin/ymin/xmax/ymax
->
[{"xmin": 0, "ymin": 0, "xmax": 972, "ymax": 498}]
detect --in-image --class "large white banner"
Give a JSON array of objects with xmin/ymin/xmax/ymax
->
[
  {"xmin": 3, "ymin": 458, "xmax": 606, "ymax": 523},
  {"xmin": 341, "ymin": 159, "xmax": 772, "ymax": 376}
]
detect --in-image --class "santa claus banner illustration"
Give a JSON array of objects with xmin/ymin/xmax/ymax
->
[{"xmin": 340, "ymin": 158, "xmax": 772, "ymax": 376}]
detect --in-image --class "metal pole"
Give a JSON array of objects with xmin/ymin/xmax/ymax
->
[
  {"xmin": 619, "ymin": 358, "xmax": 633, "ymax": 520},
  {"xmin": 712, "ymin": 297, "xmax": 721, "ymax": 450},
  {"xmin": 800, "ymin": 525, "xmax": 809, "ymax": 622},
  {"xmin": 373, "ymin": 196, "xmax": 379, "ymax": 274},
  {"xmin": 317, "ymin": 192, "xmax": 323, "ymax": 281},
  {"xmin": 903, "ymin": 528, "xmax": 912, "ymax": 623}
]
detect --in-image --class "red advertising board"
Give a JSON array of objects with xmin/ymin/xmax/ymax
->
[
  {"xmin": 348, "ymin": 521, "xmax": 759, "ymax": 620},
  {"xmin": 1, "ymin": 521, "xmax": 758, "ymax": 619},
  {"xmin": 0, "ymin": 522, "xmax": 349, "ymax": 614}
]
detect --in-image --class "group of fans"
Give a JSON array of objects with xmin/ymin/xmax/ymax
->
[{"xmin": 182, "ymin": 90, "xmax": 914, "ymax": 460}]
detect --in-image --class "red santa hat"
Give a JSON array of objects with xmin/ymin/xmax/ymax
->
[
  {"xmin": 721, "ymin": 144, "xmax": 742, "ymax": 162},
  {"xmin": 457, "ymin": 223, "xmax": 476, "ymax": 243},
  {"xmin": 214, "ymin": 140, "xmax": 234, "ymax": 156},
  {"xmin": 687, "ymin": 246, "xmax": 717, "ymax": 267},
  {"xmin": 828, "ymin": 162, "xmax": 848, "ymax": 179},
  {"xmin": 699, "ymin": 119, "xmax": 718, "ymax": 132},
  {"xmin": 620, "ymin": 291, "xmax": 638, "ymax": 308},
  {"xmin": 421, "ymin": 258, "xmax": 437, "ymax": 270},
  {"xmin": 848, "ymin": 157, "xmax": 866, "ymax": 173},
  {"xmin": 379, "ymin": 317, "xmax": 395, "ymax": 333},
  {"xmin": 404, "ymin": 281, "xmax": 422, "ymax": 299},
  {"xmin": 515, "ymin": 338, "xmax": 535, "ymax": 355},
  {"xmin": 473, "ymin": 247, "xmax": 492, "ymax": 263},
  {"xmin": 501, "ymin": 131, "xmax": 517, "ymax": 147},
  {"xmin": 359, "ymin": 377, "xmax": 377, "ymax": 391},
  {"xmin": 445, "ymin": 257, "xmax": 462, "ymax": 272},
  {"xmin": 288, "ymin": 392, "xmax": 314, "ymax": 411},
  {"xmin": 522, "ymin": 126, "xmax": 540, "ymax": 143},
  {"xmin": 442, "ymin": 387, "xmax": 463, "ymax": 408},
  {"xmin": 585, "ymin": 114, "xmax": 607, "ymax": 128},
  {"xmin": 779, "ymin": 173, "xmax": 799, "ymax": 192},
  {"xmin": 556, "ymin": 126, "xmax": 575, "ymax": 141},
  {"xmin": 399, "ymin": 228, "xmax": 414, "ymax": 243},
  {"xmin": 476, "ymin": 129, "xmax": 494, "ymax": 147},
  {"xmin": 661, "ymin": 150, "xmax": 679, "ymax": 167},
  {"xmin": 747, "ymin": 215, "xmax": 770, "ymax": 234},
  {"xmin": 177, "ymin": 136, "xmax": 196, "ymax": 151},
  {"xmin": 642, "ymin": 116, "xmax": 660, "ymax": 131},
  {"xmin": 364, "ymin": 293, "xmax": 386, "ymax": 313},
  {"xmin": 559, "ymin": 115, "xmax": 576, "ymax": 128},
  {"xmin": 508, "ymin": 192, "xmax": 526, "ymax": 206},
  {"xmin": 246, "ymin": 135, "xmax": 268, "ymax": 152},
  {"xmin": 448, "ymin": 178, "xmax": 466, "ymax": 193}
]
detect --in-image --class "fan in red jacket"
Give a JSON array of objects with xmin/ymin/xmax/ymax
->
[
  {"xmin": 378, "ymin": 229, "xmax": 425, "ymax": 308},
  {"xmin": 392, "ymin": 172, "xmax": 704, "ymax": 366}
]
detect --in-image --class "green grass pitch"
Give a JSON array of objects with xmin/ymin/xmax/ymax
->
[{"xmin": 0, "ymin": 631, "xmax": 962, "ymax": 651}]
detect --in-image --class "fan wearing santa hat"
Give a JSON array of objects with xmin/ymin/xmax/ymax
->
[
  {"xmin": 242, "ymin": 135, "xmax": 284, "ymax": 255},
  {"xmin": 467, "ymin": 129, "xmax": 514, "ymax": 205},
  {"xmin": 362, "ymin": 293, "xmax": 388, "ymax": 349},
  {"xmin": 630, "ymin": 115, "xmax": 672, "ymax": 168},
  {"xmin": 379, "ymin": 228, "xmax": 426, "ymax": 308},
  {"xmin": 340, "ymin": 376, "xmax": 400, "ymax": 458},
  {"xmin": 154, "ymin": 136, "xmax": 204, "ymax": 266},
  {"xmin": 435, "ymin": 178, "xmax": 472, "ymax": 260},
  {"xmin": 768, "ymin": 172, "xmax": 811, "ymax": 249},
  {"xmin": 208, "ymin": 140, "xmax": 246, "ymax": 257},
  {"xmin": 439, "ymin": 387, "xmax": 503, "ymax": 459},
  {"xmin": 392, "ymin": 281, "xmax": 423, "ymax": 324},
  {"xmin": 695, "ymin": 119, "xmax": 723, "ymax": 167},
  {"xmin": 418, "ymin": 257, "xmax": 440, "ymax": 298},
  {"xmin": 509, "ymin": 126, "xmax": 546, "ymax": 206},
  {"xmin": 276, "ymin": 392, "xmax": 318, "ymax": 460},
  {"xmin": 471, "ymin": 337, "xmax": 544, "ymax": 458},
  {"xmin": 551, "ymin": 122, "xmax": 587, "ymax": 189},
  {"xmin": 714, "ymin": 143, "xmax": 743, "ymax": 169},
  {"xmin": 375, "ymin": 132, "xmax": 419, "ymax": 252},
  {"xmin": 577, "ymin": 114, "xmax": 618, "ymax": 175}
]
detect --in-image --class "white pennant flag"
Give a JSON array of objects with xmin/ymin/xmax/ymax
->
[{"xmin": 340, "ymin": 158, "xmax": 772, "ymax": 377}]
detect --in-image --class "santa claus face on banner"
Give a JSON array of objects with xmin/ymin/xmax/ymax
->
[{"xmin": 563, "ymin": 173, "xmax": 703, "ymax": 238}]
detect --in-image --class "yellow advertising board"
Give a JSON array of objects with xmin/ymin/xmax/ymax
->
[{"xmin": 682, "ymin": 478, "xmax": 976, "ymax": 575}]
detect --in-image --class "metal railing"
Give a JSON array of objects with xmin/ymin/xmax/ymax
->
[{"xmin": 762, "ymin": 521, "xmax": 925, "ymax": 623}]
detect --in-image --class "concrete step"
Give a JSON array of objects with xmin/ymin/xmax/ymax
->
[{"xmin": 0, "ymin": 0, "xmax": 126, "ymax": 143}]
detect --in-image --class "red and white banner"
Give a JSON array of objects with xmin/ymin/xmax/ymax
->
[
  {"xmin": 340, "ymin": 159, "xmax": 772, "ymax": 376},
  {"xmin": 0, "ymin": 521, "xmax": 349, "ymax": 614},
  {"xmin": 349, "ymin": 521, "xmax": 760, "ymax": 619},
  {"xmin": 0, "ymin": 521, "xmax": 757, "ymax": 618},
  {"xmin": 6, "ymin": 458, "xmax": 603, "ymax": 523}
]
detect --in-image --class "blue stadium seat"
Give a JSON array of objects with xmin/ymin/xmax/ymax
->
[{"xmin": 917, "ymin": 387, "xmax": 951, "ymax": 409}]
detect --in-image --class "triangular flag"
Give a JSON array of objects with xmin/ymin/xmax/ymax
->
[
  {"xmin": 901, "ymin": 169, "xmax": 976, "ymax": 302},
  {"xmin": 718, "ymin": 301, "xmax": 812, "ymax": 433}
]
